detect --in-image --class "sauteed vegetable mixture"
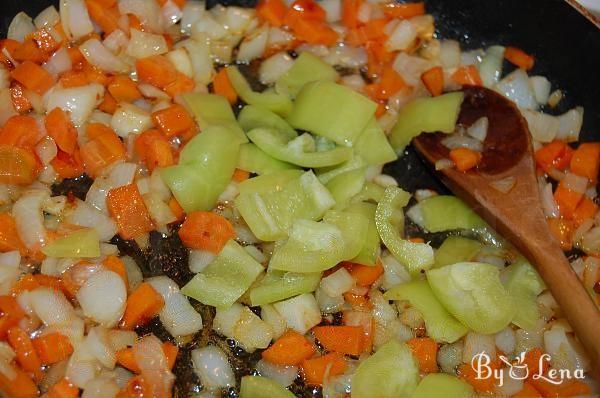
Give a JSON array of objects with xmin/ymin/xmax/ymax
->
[{"xmin": 0, "ymin": 0, "xmax": 597, "ymax": 397}]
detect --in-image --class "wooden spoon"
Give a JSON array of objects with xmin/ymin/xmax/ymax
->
[{"xmin": 413, "ymin": 86, "xmax": 600, "ymax": 372}]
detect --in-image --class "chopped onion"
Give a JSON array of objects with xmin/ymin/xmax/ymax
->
[
  {"xmin": 582, "ymin": 226, "xmax": 600, "ymax": 254},
  {"xmin": 273, "ymin": 293, "xmax": 321, "ymax": 334},
  {"xmin": 143, "ymin": 193, "xmax": 177, "ymax": 228},
  {"xmin": 460, "ymin": 49, "xmax": 484, "ymax": 66},
  {"xmin": 320, "ymin": 0, "xmax": 341, "ymax": 22},
  {"xmin": 260, "ymin": 304, "xmax": 287, "ymax": 339},
  {"xmin": 108, "ymin": 330, "xmax": 137, "ymax": 352},
  {"xmin": 466, "ymin": 117, "xmax": 488, "ymax": 142},
  {"xmin": 40, "ymin": 360, "xmax": 68, "ymax": 393},
  {"xmin": 13, "ymin": 189, "xmax": 49, "ymax": 250},
  {"xmin": 392, "ymin": 52, "xmax": 432, "ymax": 86},
  {"xmin": 178, "ymin": 39, "xmax": 214, "ymax": 86},
  {"xmin": 370, "ymin": 290, "xmax": 398, "ymax": 324},
  {"xmin": 77, "ymin": 270, "xmax": 126, "ymax": 327},
  {"xmin": 191, "ymin": 346, "xmax": 236, "ymax": 391},
  {"xmin": 113, "ymin": 366, "xmax": 134, "ymax": 388},
  {"xmin": 521, "ymin": 110, "xmax": 559, "ymax": 143},
  {"xmin": 495, "ymin": 371, "xmax": 523, "ymax": 397},
  {"xmin": 321, "ymin": 268, "xmax": 355, "ymax": 297},
  {"xmin": 138, "ymin": 84, "xmax": 170, "ymax": 100},
  {"xmin": 147, "ymin": 276, "xmax": 203, "ymax": 337},
  {"xmin": 80, "ymin": 39, "xmax": 129, "ymax": 74},
  {"xmin": 494, "ymin": 327, "xmax": 516, "ymax": 356},
  {"xmin": 126, "ymin": 29, "xmax": 169, "ymax": 59},
  {"xmin": 489, "ymin": 176, "xmax": 516, "ymax": 194},
  {"xmin": 60, "ymin": 0, "xmax": 94, "ymax": 40},
  {"xmin": 544, "ymin": 326, "xmax": 590, "ymax": 372},
  {"xmin": 46, "ymin": 84, "xmax": 105, "ymax": 127},
  {"xmin": 29, "ymin": 288, "xmax": 75, "ymax": 326},
  {"xmin": 118, "ymin": 0, "xmax": 162, "ymax": 34},
  {"xmin": 556, "ymin": 107, "xmax": 583, "ymax": 142},
  {"xmin": 66, "ymin": 353, "xmax": 100, "ymax": 388},
  {"xmin": 81, "ymin": 375, "xmax": 120, "ymax": 398},
  {"xmin": 192, "ymin": 14, "xmax": 228, "ymax": 40},
  {"xmin": 256, "ymin": 360, "xmax": 298, "ymax": 388},
  {"xmin": 181, "ymin": 1, "xmax": 205, "ymax": 33},
  {"xmin": 441, "ymin": 134, "xmax": 483, "ymax": 152},
  {"xmin": 103, "ymin": 29, "xmax": 129, "ymax": 53},
  {"xmin": 161, "ymin": 0, "xmax": 183, "ymax": 26},
  {"xmin": 0, "ymin": 88, "xmax": 17, "ymax": 125},
  {"xmin": 323, "ymin": 44, "xmax": 367, "ymax": 69},
  {"xmin": 573, "ymin": 218, "xmax": 594, "ymax": 245},
  {"xmin": 133, "ymin": 335, "xmax": 175, "ymax": 397},
  {"xmin": 8, "ymin": 12, "xmax": 35, "ymax": 42},
  {"xmin": 111, "ymin": 103, "xmax": 153, "ymax": 137},
  {"xmin": 237, "ymin": 27, "xmax": 269, "ymax": 62},
  {"xmin": 221, "ymin": 7, "xmax": 255, "ymax": 34},
  {"xmin": 35, "ymin": 136, "xmax": 58, "ymax": 165},
  {"xmin": 562, "ymin": 172, "xmax": 588, "ymax": 194},
  {"xmin": 67, "ymin": 199, "xmax": 118, "ymax": 241},
  {"xmin": 437, "ymin": 341, "xmax": 463, "ymax": 374},
  {"xmin": 84, "ymin": 326, "xmax": 116, "ymax": 368},
  {"xmin": 213, "ymin": 303, "xmax": 244, "ymax": 338},
  {"xmin": 386, "ymin": 20, "xmax": 417, "ymax": 52},
  {"xmin": 259, "ymin": 52, "xmax": 294, "ymax": 85},
  {"xmin": 267, "ymin": 27, "xmax": 294, "ymax": 50},
  {"xmin": 478, "ymin": 45, "xmax": 504, "ymax": 87},
  {"xmin": 463, "ymin": 332, "xmax": 496, "ymax": 363},
  {"xmin": 122, "ymin": 256, "xmax": 143, "ymax": 293},
  {"xmin": 43, "ymin": 47, "xmax": 73, "ymax": 77},
  {"xmin": 34, "ymin": 6, "xmax": 60, "ymax": 29},
  {"xmin": 189, "ymin": 249, "xmax": 216, "ymax": 273},
  {"xmin": 529, "ymin": 76, "xmax": 551, "ymax": 105},
  {"xmin": 548, "ymin": 89, "xmax": 563, "ymax": 108},
  {"xmin": 439, "ymin": 40, "xmax": 461, "ymax": 69},
  {"xmin": 166, "ymin": 48, "xmax": 193, "ymax": 77},
  {"xmin": 495, "ymin": 68, "xmax": 537, "ymax": 110},
  {"xmin": 315, "ymin": 286, "xmax": 344, "ymax": 314}
]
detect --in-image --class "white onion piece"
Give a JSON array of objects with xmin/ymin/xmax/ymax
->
[
  {"xmin": 582, "ymin": 226, "xmax": 600, "ymax": 254},
  {"xmin": 178, "ymin": 39, "xmax": 214, "ymax": 86},
  {"xmin": 341, "ymin": 74, "xmax": 365, "ymax": 91},
  {"xmin": 46, "ymin": 84, "xmax": 105, "ymax": 127},
  {"xmin": 233, "ymin": 307, "xmax": 274, "ymax": 352},
  {"xmin": 467, "ymin": 117, "xmax": 488, "ymax": 142},
  {"xmin": 103, "ymin": 29, "xmax": 129, "ymax": 53},
  {"xmin": 437, "ymin": 341, "xmax": 464, "ymax": 374},
  {"xmin": 256, "ymin": 360, "xmax": 298, "ymax": 388},
  {"xmin": 370, "ymin": 290, "xmax": 398, "ymax": 325},
  {"xmin": 134, "ymin": 335, "xmax": 175, "ymax": 398},
  {"xmin": 495, "ymin": 372, "xmax": 523, "ymax": 397},
  {"xmin": 273, "ymin": 293, "xmax": 321, "ymax": 334},
  {"xmin": 84, "ymin": 327, "xmax": 116, "ymax": 369},
  {"xmin": 29, "ymin": 288, "xmax": 75, "ymax": 326},
  {"xmin": 181, "ymin": 1, "xmax": 205, "ymax": 34},
  {"xmin": 66, "ymin": 353, "xmax": 100, "ymax": 388},
  {"xmin": 192, "ymin": 14, "xmax": 228, "ymax": 40},
  {"xmin": 489, "ymin": 176, "xmax": 516, "ymax": 194},
  {"xmin": 380, "ymin": 253, "xmax": 411, "ymax": 290},
  {"xmin": 43, "ymin": 47, "xmax": 73, "ymax": 77},
  {"xmin": 441, "ymin": 134, "xmax": 483, "ymax": 152},
  {"xmin": 439, "ymin": 40, "xmax": 461, "ymax": 69},
  {"xmin": 494, "ymin": 327, "xmax": 516, "ymax": 356},
  {"xmin": 80, "ymin": 39, "xmax": 129, "ymax": 74},
  {"xmin": 463, "ymin": 332, "xmax": 496, "ymax": 363},
  {"xmin": 40, "ymin": 360, "xmax": 68, "ymax": 393},
  {"xmin": 315, "ymin": 286, "xmax": 344, "ymax": 314},
  {"xmin": 122, "ymin": 256, "xmax": 143, "ymax": 293},
  {"xmin": 67, "ymin": 199, "xmax": 118, "ymax": 241},
  {"xmin": 8, "ymin": 12, "xmax": 35, "ymax": 42},
  {"xmin": 221, "ymin": 7, "xmax": 255, "ymax": 34},
  {"xmin": 529, "ymin": 76, "xmax": 551, "ymax": 105},
  {"xmin": 544, "ymin": 327, "xmax": 590, "ymax": 372},
  {"xmin": 189, "ymin": 249, "xmax": 216, "ymax": 273},
  {"xmin": 36, "ymin": 136, "xmax": 58, "ymax": 165},
  {"xmin": 320, "ymin": 0, "xmax": 341, "ymax": 22},
  {"xmin": 108, "ymin": 330, "xmax": 137, "ymax": 352},
  {"xmin": 13, "ymin": 189, "xmax": 49, "ymax": 250},
  {"xmin": 166, "ymin": 48, "xmax": 193, "ymax": 77},
  {"xmin": 385, "ymin": 20, "xmax": 417, "ymax": 52},
  {"xmin": 147, "ymin": 276, "xmax": 203, "ymax": 337},
  {"xmin": 138, "ymin": 84, "xmax": 170, "ymax": 100},
  {"xmin": 161, "ymin": 0, "xmax": 183, "ymax": 26},
  {"xmin": 563, "ymin": 172, "xmax": 588, "ymax": 194},
  {"xmin": 0, "ymin": 67, "xmax": 9, "ymax": 91},
  {"xmin": 108, "ymin": 162, "xmax": 137, "ymax": 187},
  {"xmin": 320, "ymin": 268, "xmax": 354, "ymax": 297},
  {"xmin": 118, "ymin": 0, "xmax": 162, "ymax": 33},
  {"xmin": 113, "ymin": 366, "xmax": 134, "ymax": 388},
  {"xmin": 191, "ymin": 346, "xmax": 236, "ymax": 391},
  {"xmin": 77, "ymin": 270, "xmax": 126, "ymax": 327},
  {"xmin": 213, "ymin": 303, "xmax": 244, "ymax": 338},
  {"xmin": 260, "ymin": 304, "xmax": 287, "ymax": 339},
  {"xmin": 267, "ymin": 27, "xmax": 294, "ymax": 50},
  {"xmin": 60, "ymin": 0, "xmax": 94, "ymax": 40},
  {"xmin": 323, "ymin": 44, "xmax": 367, "ymax": 69},
  {"xmin": 392, "ymin": 52, "xmax": 432, "ymax": 86},
  {"xmin": 0, "ymin": 89, "xmax": 18, "ymax": 125},
  {"xmin": 495, "ymin": 68, "xmax": 537, "ymax": 110},
  {"xmin": 126, "ymin": 29, "xmax": 169, "ymax": 59},
  {"xmin": 111, "ymin": 103, "xmax": 152, "ymax": 137},
  {"xmin": 35, "ymin": 6, "xmax": 60, "ymax": 28},
  {"xmin": 143, "ymin": 193, "xmax": 177, "ymax": 228},
  {"xmin": 548, "ymin": 89, "xmax": 563, "ymax": 108},
  {"xmin": 237, "ymin": 27, "xmax": 269, "ymax": 62},
  {"xmin": 81, "ymin": 375, "xmax": 120, "ymax": 398},
  {"xmin": 0, "ymin": 342, "xmax": 15, "ymax": 363},
  {"xmin": 478, "ymin": 45, "xmax": 504, "ymax": 87},
  {"xmin": 521, "ymin": 110, "xmax": 559, "ymax": 143},
  {"xmin": 556, "ymin": 107, "xmax": 583, "ymax": 142}
]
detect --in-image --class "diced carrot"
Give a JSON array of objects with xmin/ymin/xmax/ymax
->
[
  {"xmin": 164, "ymin": 72, "xmax": 195, "ymax": 97},
  {"xmin": 521, "ymin": 348, "xmax": 550, "ymax": 377},
  {"xmin": 286, "ymin": 0, "xmax": 327, "ymax": 22},
  {"xmin": 10, "ymin": 82, "xmax": 33, "ymax": 114},
  {"xmin": 0, "ymin": 362, "xmax": 39, "ymax": 398},
  {"xmin": 529, "ymin": 376, "xmax": 591, "ymax": 398},
  {"xmin": 553, "ymin": 181, "xmax": 584, "ymax": 220},
  {"xmin": 168, "ymin": 197, "xmax": 185, "ymax": 221},
  {"xmin": 262, "ymin": 330, "xmax": 316, "ymax": 366},
  {"xmin": 46, "ymin": 378, "xmax": 79, "ymax": 398},
  {"xmin": 570, "ymin": 142, "xmax": 600, "ymax": 182},
  {"xmin": 232, "ymin": 169, "xmax": 250, "ymax": 183},
  {"xmin": 67, "ymin": 47, "xmax": 86, "ymax": 70},
  {"xmin": 366, "ymin": 66, "xmax": 406, "ymax": 101},
  {"xmin": 409, "ymin": 237, "xmax": 425, "ymax": 243},
  {"xmin": 116, "ymin": 341, "xmax": 178, "ymax": 373},
  {"xmin": 406, "ymin": 337, "xmax": 438, "ymax": 373},
  {"xmin": 7, "ymin": 327, "xmax": 43, "ymax": 381},
  {"xmin": 256, "ymin": 0, "xmax": 288, "ymax": 27},
  {"xmin": 178, "ymin": 211, "xmax": 236, "ymax": 253},
  {"xmin": 51, "ymin": 149, "xmax": 85, "ymax": 179},
  {"xmin": 80, "ymin": 126, "xmax": 126, "ymax": 177},
  {"xmin": 108, "ymin": 75, "xmax": 142, "ymax": 103},
  {"xmin": 0, "ymin": 39, "xmax": 20, "ymax": 68},
  {"xmin": 534, "ymin": 140, "xmax": 573, "ymax": 173},
  {"xmin": 32, "ymin": 332, "xmax": 73, "ymax": 365},
  {"xmin": 45, "ymin": 108, "xmax": 78, "ymax": 155},
  {"xmin": 0, "ymin": 115, "xmax": 43, "ymax": 149},
  {"xmin": 98, "ymin": 92, "xmax": 119, "ymax": 114},
  {"xmin": 0, "ymin": 213, "xmax": 27, "ymax": 254},
  {"xmin": 458, "ymin": 363, "xmax": 495, "ymax": 393},
  {"xmin": 127, "ymin": 14, "xmax": 145, "ymax": 32},
  {"xmin": 449, "ymin": 147, "xmax": 482, "ymax": 172},
  {"xmin": 451, "ymin": 65, "xmax": 483, "ymax": 86},
  {"xmin": 342, "ymin": 310, "xmax": 374, "ymax": 352},
  {"xmin": 313, "ymin": 325, "xmax": 365, "ymax": 356},
  {"xmin": 513, "ymin": 382, "xmax": 542, "ymax": 398},
  {"xmin": 82, "ymin": 63, "xmax": 110, "ymax": 86},
  {"xmin": 107, "ymin": 184, "xmax": 155, "ymax": 240},
  {"xmin": 136, "ymin": 55, "xmax": 178, "ymax": 90},
  {"xmin": 382, "ymin": 2, "xmax": 425, "ymax": 19},
  {"xmin": 32, "ymin": 274, "xmax": 63, "ymax": 291},
  {"xmin": 104, "ymin": 255, "xmax": 129, "ymax": 288},
  {"xmin": 573, "ymin": 196, "xmax": 598, "ymax": 227},
  {"xmin": 504, "ymin": 46, "xmax": 535, "ymax": 70},
  {"xmin": 86, "ymin": 0, "xmax": 120, "ymax": 35},
  {"xmin": 547, "ymin": 217, "xmax": 575, "ymax": 251},
  {"xmin": 10, "ymin": 275, "xmax": 39, "ymax": 296},
  {"xmin": 289, "ymin": 17, "xmax": 339, "ymax": 46},
  {"xmin": 0, "ymin": 296, "xmax": 25, "ymax": 339},
  {"xmin": 12, "ymin": 38, "xmax": 48, "ymax": 64},
  {"xmin": 342, "ymin": 260, "xmax": 384, "ymax": 286},
  {"xmin": 28, "ymin": 29, "xmax": 62, "ymax": 54},
  {"xmin": 421, "ymin": 66, "xmax": 444, "ymax": 96},
  {"xmin": 341, "ymin": 0, "xmax": 362, "ymax": 29},
  {"xmin": 212, "ymin": 68, "xmax": 238, "ymax": 105},
  {"xmin": 121, "ymin": 282, "xmax": 165, "ymax": 330},
  {"xmin": 134, "ymin": 129, "xmax": 174, "ymax": 171},
  {"xmin": 11, "ymin": 61, "xmax": 55, "ymax": 95},
  {"xmin": 152, "ymin": 104, "xmax": 195, "ymax": 138},
  {"xmin": 375, "ymin": 102, "xmax": 386, "ymax": 118},
  {"xmin": 59, "ymin": 71, "xmax": 89, "ymax": 88},
  {"xmin": 116, "ymin": 375, "xmax": 151, "ymax": 398},
  {"xmin": 0, "ymin": 146, "xmax": 40, "ymax": 186},
  {"xmin": 301, "ymin": 353, "xmax": 346, "ymax": 386}
]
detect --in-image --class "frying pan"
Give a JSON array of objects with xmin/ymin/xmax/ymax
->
[{"xmin": 1, "ymin": 0, "xmax": 599, "ymax": 396}]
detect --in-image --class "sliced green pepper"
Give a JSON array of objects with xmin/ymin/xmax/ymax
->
[
  {"xmin": 249, "ymin": 271, "xmax": 322, "ymax": 306},
  {"xmin": 287, "ymin": 81, "xmax": 377, "ymax": 146},
  {"xmin": 412, "ymin": 374, "xmax": 473, "ymax": 398},
  {"xmin": 434, "ymin": 236, "xmax": 483, "ymax": 268},
  {"xmin": 326, "ymin": 168, "xmax": 366, "ymax": 210},
  {"xmin": 345, "ymin": 202, "xmax": 380, "ymax": 266},
  {"xmin": 237, "ymin": 143, "xmax": 299, "ymax": 175},
  {"xmin": 42, "ymin": 228, "xmax": 100, "ymax": 258},
  {"xmin": 354, "ymin": 118, "xmax": 397, "ymax": 166},
  {"xmin": 427, "ymin": 262, "xmax": 516, "ymax": 334},
  {"xmin": 238, "ymin": 105, "xmax": 296, "ymax": 139},
  {"xmin": 275, "ymin": 52, "xmax": 339, "ymax": 97},
  {"xmin": 375, "ymin": 187, "xmax": 434, "ymax": 275},
  {"xmin": 384, "ymin": 280, "xmax": 468, "ymax": 343},
  {"xmin": 502, "ymin": 258, "xmax": 545, "ymax": 331},
  {"xmin": 181, "ymin": 92, "xmax": 247, "ymax": 144},
  {"xmin": 226, "ymin": 66, "xmax": 293, "ymax": 117},
  {"xmin": 316, "ymin": 155, "xmax": 366, "ymax": 185},
  {"xmin": 247, "ymin": 128, "xmax": 353, "ymax": 168},
  {"xmin": 409, "ymin": 195, "xmax": 486, "ymax": 233},
  {"xmin": 389, "ymin": 92, "xmax": 464, "ymax": 152},
  {"xmin": 351, "ymin": 182, "xmax": 385, "ymax": 204},
  {"xmin": 269, "ymin": 210, "xmax": 368, "ymax": 273},
  {"xmin": 235, "ymin": 170, "xmax": 335, "ymax": 241},
  {"xmin": 181, "ymin": 240, "xmax": 264, "ymax": 309},
  {"xmin": 240, "ymin": 376, "xmax": 295, "ymax": 398}
]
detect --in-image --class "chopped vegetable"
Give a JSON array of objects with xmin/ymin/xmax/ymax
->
[
  {"xmin": 121, "ymin": 282, "xmax": 165, "ymax": 330},
  {"xmin": 408, "ymin": 195, "xmax": 486, "ymax": 232},
  {"xmin": 449, "ymin": 147, "xmax": 482, "ymax": 172},
  {"xmin": 238, "ymin": 105, "xmax": 296, "ymax": 138},
  {"xmin": 434, "ymin": 236, "xmax": 482, "ymax": 268},
  {"xmin": 7, "ymin": 326, "xmax": 43, "ymax": 380},
  {"xmin": 301, "ymin": 353, "xmax": 346, "ymax": 386},
  {"xmin": 421, "ymin": 66, "xmax": 444, "ymax": 97},
  {"xmin": 502, "ymin": 258, "xmax": 545, "ymax": 331},
  {"xmin": 32, "ymin": 332, "xmax": 73, "ymax": 365},
  {"xmin": 353, "ymin": 119, "xmax": 398, "ymax": 166},
  {"xmin": 275, "ymin": 52, "xmax": 339, "ymax": 97},
  {"xmin": 152, "ymin": 104, "xmax": 195, "ymax": 138},
  {"xmin": 570, "ymin": 142, "xmax": 600, "ymax": 182},
  {"xmin": 313, "ymin": 325, "xmax": 366, "ymax": 356},
  {"xmin": 41, "ymin": 228, "xmax": 100, "ymax": 258},
  {"xmin": 504, "ymin": 46, "xmax": 535, "ymax": 70},
  {"xmin": 326, "ymin": 168, "xmax": 366, "ymax": 210},
  {"xmin": 0, "ymin": 145, "xmax": 39, "ymax": 185},
  {"xmin": 239, "ymin": 376, "xmax": 295, "ymax": 398},
  {"xmin": 45, "ymin": 107, "xmax": 78, "ymax": 155},
  {"xmin": 107, "ymin": 183, "xmax": 155, "ymax": 240},
  {"xmin": 412, "ymin": 373, "xmax": 473, "ymax": 398},
  {"xmin": 262, "ymin": 330, "xmax": 315, "ymax": 365},
  {"xmin": 213, "ymin": 67, "xmax": 238, "ymax": 104},
  {"xmin": 451, "ymin": 65, "xmax": 483, "ymax": 86},
  {"xmin": 178, "ymin": 211, "xmax": 236, "ymax": 253},
  {"xmin": 344, "ymin": 202, "xmax": 380, "ymax": 265},
  {"xmin": 406, "ymin": 337, "xmax": 438, "ymax": 373},
  {"xmin": 237, "ymin": 143, "xmax": 299, "ymax": 175},
  {"xmin": 249, "ymin": 271, "xmax": 322, "ymax": 306}
]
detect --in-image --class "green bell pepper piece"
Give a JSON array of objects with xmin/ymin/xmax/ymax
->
[
  {"xmin": 354, "ymin": 118, "xmax": 397, "ymax": 166},
  {"xmin": 275, "ymin": 52, "xmax": 339, "ymax": 97},
  {"xmin": 181, "ymin": 240, "xmax": 263, "ymax": 309},
  {"xmin": 384, "ymin": 280, "xmax": 468, "ymax": 343},
  {"xmin": 161, "ymin": 126, "xmax": 240, "ymax": 212},
  {"xmin": 389, "ymin": 92, "xmax": 464, "ymax": 152},
  {"xmin": 287, "ymin": 81, "xmax": 377, "ymax": 146},
  {"xmin": 351, "ymin": 182, "xmax": 385, "ymax": 204},
  {"xmin": 326, "ymin": 168, "xmax": 366, "ymax": 211},
  {"xmin": 503, "ymin": 258, "xmax": 545, "ymax": 331},
  {"xmin": 269, "ymin": 210, "xmax": 368, "ymax": 273},
  {"xmin": 427, "ymin": 262, "xmax": 516, "ymax": 334},
  {"xmin": 375, "ymin": 187, "xmax": 434, "ymax": 275},
  {"xmin": 240, "ymin": 376, "xmax": 295, "ymax": 398},
  {"xmin": 235, "ymin": 170, "xmax": 335, "ymax": 241},
  {"xmin": 249, "ymin": 271, "xmax": 322, "ymax": 306},
  {"xmin": 226, "ymin": 66, "xmax": 293, "ymax": 117},
  {"xmin": 247, "ymin": 128, "xmax": 353, "ymax": 168},
  {"xmin": 434, "ymin": 236, "xmax": 483, "ymax": 268},
  {"xmin": 409, "ymin": 195, "xmax": 486, "ymax": 232},
  {"xmin": 181, "ymin": 92, "xmax": 247, "ymax": 144},
  {"xmin": 345, "ymin": 202, "xmax": 380, "ymax": 266},
  {"xmin": 237, "ymin": 143, "xmax": 299, "ymax": 175},
  {"xmin": 352, "ymin": 340, "xmax": 419, "ymax": 398},
  {"xmin": 412, "ymin": 374, "xmax": 473, "ymax": 398},
  {"xmin": 316, "ymin": 155, "xmax": 366, "ymax": 185},
  {"xmin": 41, "ymin": 228, "xmax": 100, "ymax": 258},
  {"xmin": 238, "ymin": 105, "xmax": 296, "ymax": 139}
]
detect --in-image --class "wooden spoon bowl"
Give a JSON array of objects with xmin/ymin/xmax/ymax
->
[{"xmin": 414, "ymin": 86, "xmax": 600, "ymax": 373}]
